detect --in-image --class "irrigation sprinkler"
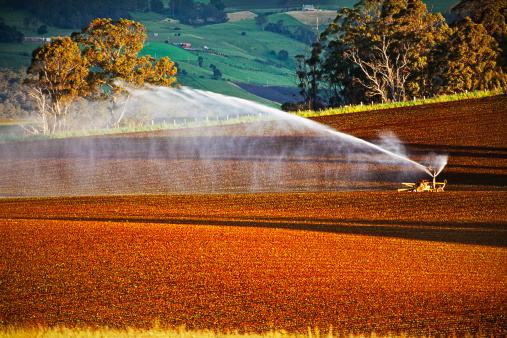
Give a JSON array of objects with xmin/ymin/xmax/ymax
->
[{"xmin": 398, "ymin": 165, "xmax": 447, "ymax": 192}]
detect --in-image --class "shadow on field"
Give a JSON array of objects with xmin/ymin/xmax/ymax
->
[
  {"xmin": 403, "ymin": 143, "xmax": 507, "ymax": 188},
  {"xmin": 3, "ymin": 215, "xmax": 506, "ymax": 248},
  {"xmin": 2, "ymin": 137, "xmax": 506, "ymax": 190},
  {"xmin": 442, "ymin": 172, "xmax": 507, "ymax": 187}
]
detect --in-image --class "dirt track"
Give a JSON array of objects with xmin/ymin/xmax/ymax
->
[{"xmin": 0, "ymin": 96, "xmax": 506, "ymax": 334}]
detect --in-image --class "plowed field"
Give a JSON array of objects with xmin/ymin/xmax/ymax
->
[
  {"xmin": 1, "ymin": 192, "xmax": 506, "ymax": 335},
  {"xmin": 1, "ymin": 96, "xmax": 506, "ymax": 335},
  {"xmin": 0, "ymin": 96, "xmax": 505, "ymax": 196}
]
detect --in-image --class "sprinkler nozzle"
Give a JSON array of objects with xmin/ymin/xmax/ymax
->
[{"xmin": 427, "ymin": 167, "xmax": 437, "ymax": 178}]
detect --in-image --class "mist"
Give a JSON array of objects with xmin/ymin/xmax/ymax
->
[{"xmin": 0, "ymin": 85, "xmax": 447, "ymax": 197}]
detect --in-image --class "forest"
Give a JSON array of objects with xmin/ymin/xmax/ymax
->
[
  {"xmin": 1, "ymin": 0, "xmax": 146, "ymax": 28},
  {"xmin": 0, "ymin": 0, "xmax": 228, "ymax": 28}
]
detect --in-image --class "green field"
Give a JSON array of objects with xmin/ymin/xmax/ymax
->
[
  {"xmin": 222, "ymin": 0, "xmax": 355, "ymax": 11},
  {"xmin": 0, "ymin": 7, "xmax": 308, "ymax": 105},
  {"xmin": 0, "ymin": 42, "xmax": 36, "ymax": 68},
  {"xmin": 130, "ymin": 12, "xmax": 307, "ymax": 105},
  {"xmin": 0, "ymin": 7, "xmax": 75, "ymax": 68}
]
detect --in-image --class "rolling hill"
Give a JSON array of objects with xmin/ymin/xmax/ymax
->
[{"xmin": 0, "ymin": 0, "xmax": 461, "ymax": 106}]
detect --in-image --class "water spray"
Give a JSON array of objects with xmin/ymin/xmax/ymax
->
[
  {"xmin": 0, "ymin": 85, "xmax": 450, "ymax": 196},
  {"xmin": 398, "ymin": 165, "xmax": 448, "ymax": 193},
  {"xmin": 106, "ymin": 85, "xmax": 450, "ymax": 191}
]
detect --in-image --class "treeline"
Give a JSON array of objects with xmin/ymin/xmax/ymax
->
[
  {"xmin": 289, "ymin": 0, "xmax": 506, "ymax": 110},
  {"xmin": 166, "ymin": 0, "xmax": 227, "ymax": 25},
  {"xmin": 2, "ymin": 0, "xmax": 228, "ymax": 28},
  {"xmin": 260, "ymin": 18, "xmax": 316, "ymax": 44},
  {"xmin": 0, "ymin": 68, "xmax": 33, "ymax": 118},
  {"xmin": 0, "ymin": 18, "xmax": 23, "ymax": 42},
  {"xmin": 1, "ymin": 18, "xmax": 177, "ymax": 134},
  {"xmin": 3, "ymin": 0, "xmax": 149, "ymax": 29}
]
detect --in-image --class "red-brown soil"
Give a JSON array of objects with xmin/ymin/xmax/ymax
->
[
  {"xmin": 1, "ymin": 192, "xmax": 506, "ymax": 335},
  {"xmin": 314, "ymin": 95, "xmax": 507, "ymax": 190},
  {"xmin": 0, "ymin": 96, "xmax": 506, "ymax": 335},
  {"xmin": 0, "ymin": 95, "xmax": 505, "ymax": 196}
]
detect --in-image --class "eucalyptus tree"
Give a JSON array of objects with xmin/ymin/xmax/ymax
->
[
  {"xmin": 26, "ymin": 37, "xmax": 90, "ymax": 134},
  {"xmin": 316, "ymin": 0, "xmax": 449, "ymax": 104},
  {"xmin": 27, "ymin": 18, "xmax": 177, "ymax": 133},
  {"xmin": 430, "ymin": 18, "xmax": 506, "ymax": 94}
]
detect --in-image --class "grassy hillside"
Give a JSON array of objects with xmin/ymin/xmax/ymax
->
[
  {"xmin": 0, "ymin": 8, "xmax": 308, "ymax": 105},
  {"xmin": 0, "ymin": 0, "xmax": 459, "ymax": 105},
  {"xmin": 131, "ymin": 11, "xmax": 309, "ymax": 105},
  {"xmin": 0, "ymin": 7, "xmax": 74, "ymax": 68},
  {"xmin": 223, "ymin": 0, "xmax": 356, "ymax": 11}
]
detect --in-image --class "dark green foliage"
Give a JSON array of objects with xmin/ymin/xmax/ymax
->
[
  {"xmin": 169, "ymin": 0, "xmax": 194, "ymax": 18},
  {"xmin": 277, "ymin": 0, "xmax": 290, "ymax": 11},
  {"xmin": 5, "ymin": 0, "xmax": 149, "ymax": 29},
  {"xmin": 255, "ymin": 14, "xmax": 268, "ymax": 28},
  {"xmin": 430, "ymin": 18, "xmax": 506, "ymax": 94},
  {"xmin": 210, "ymin": 0, "xmax": 225, "ymax": 11},
  {"xmin": 23, "ymin": 16, "xmax": 38, "ymax": 29},
  {"xmin": 278, "ymin": 50, "xmax": 289, "ymax": 61},
  {"xmin": 0, "ymin": 19, "xmax": 24, "ymax": 43},
  {"xmin": 295, "ymin": 0, "xmax": 504, "ymax": 108},
  {"xmin": 209, "ymin": 64, "xmax": 222, "ymax": 80},
  {"xmin": 0, "ymin": 68, "xmax": 33, "ymax": 118},
  {"xmin": 320, "ymin": 0, "xmax": 450, "ymax": 103},
  {"xmin": 296, "ymin": 42, "xmax": 323, "ymax": 110},
  {"xmin": 168, "ymin": 0, "xmax": 227, "ymax": 25},
  {"xmin": 37, "ymin": 24, "xmax": 48, "ymax": 35},
  {"xmin": 451, "ymin": 0, "xmax": 506, "ymax": 69},
  {"xmin": 150, "ymin": 0, "xmax": 164, "ymax": 13},
  {"xmin": 264, "ymin": 20, "xmax": 316, "ymax": 44}
]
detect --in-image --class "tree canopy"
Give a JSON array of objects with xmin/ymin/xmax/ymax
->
[
  {"xmin": 430, "ymin": 17, "xmax": 506, "ymax": 94},
  {"xmin": 0, "ymin": 19, "xmax": 24, "ymax": 43},
  {"xmin": 75, "ymin": 18, "xmax": 176, "ymax": 93},
  {"xmin": 319, "ymin": 0, "xmax": 449, "ymax": 105},
  {"xmin": 26, "ymin": 36, "xmax": 89, "ymax": 134},
  {"xmin": 291, "ymin": 0, "xmax": 505, "ymax": 109},
  {"xmin": 168, "ymin": 0, "xmax": 227, "ymax": 25},
  {"xmin": 450, "ymin": 0, "xmax": 506, "ymax": 70},
  {"xmin": 5, "ymin": 0, "xmax": 148, "ymax": 29},
  {"xmin": 26, "ymin": 18, "xmax": 177, "ymax": 134}
]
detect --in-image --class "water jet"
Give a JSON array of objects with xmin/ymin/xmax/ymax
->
[{"xmin": 0, "ymin": 85, "xmax": 450, "ymax": 196}]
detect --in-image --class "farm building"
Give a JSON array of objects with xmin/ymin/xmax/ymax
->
[
  {"xmin": 302, "ymin": 4, "xmax": 316, "ymax": 11},
  {"xmin": 173, "ymin": 42, "xmax": 192, "ymax": 49},
  {"xmin": 24, "ymin": 36, "xmax": 51, "ymax": 43}
]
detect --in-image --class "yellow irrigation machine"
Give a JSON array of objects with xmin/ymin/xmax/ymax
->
[
  {"xmin": 398, "ymin": 168, "xmax": 447, "ymax": 192},
  {"xmin": 398, "ymin": 179, "xmax": 447, "ymax": 192}
]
